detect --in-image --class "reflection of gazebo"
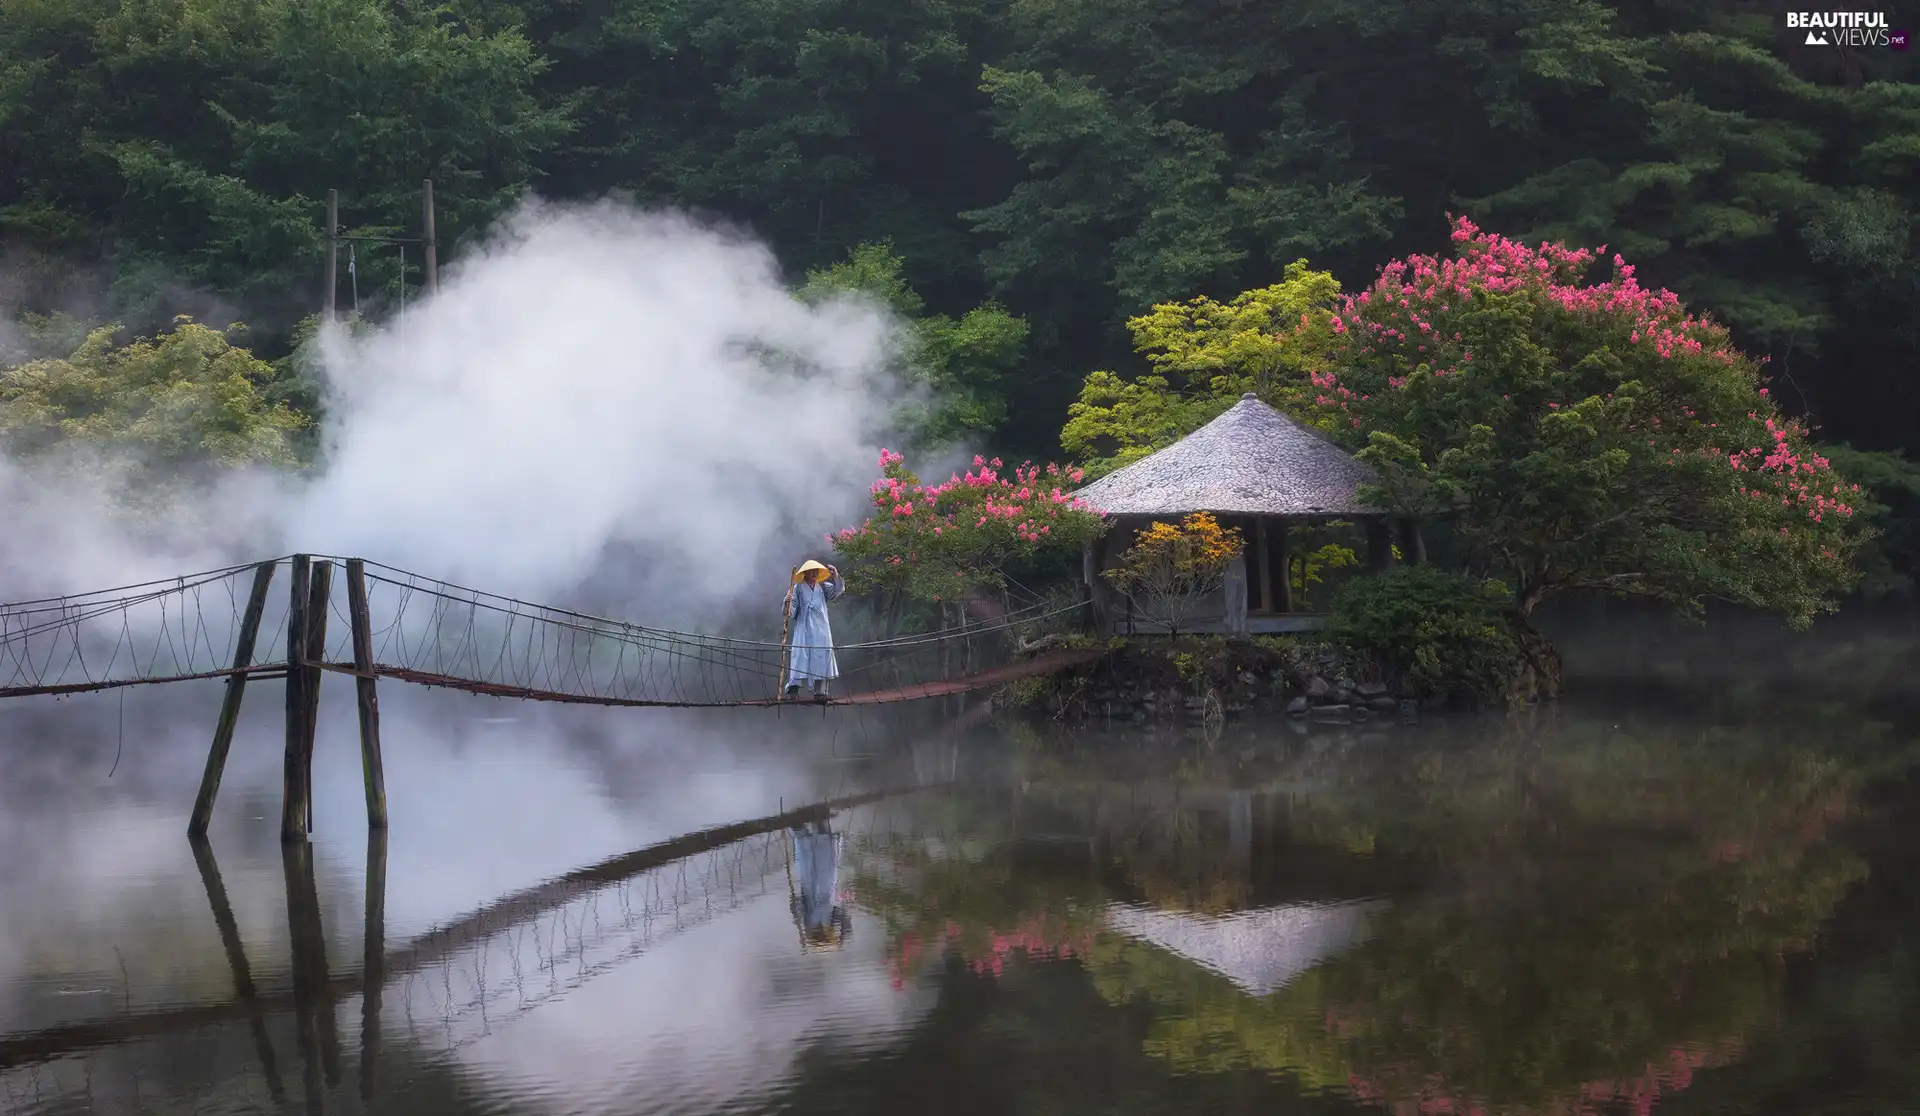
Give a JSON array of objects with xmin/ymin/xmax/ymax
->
[
  {"xmin": 1076, "ymin": 393, "xmax": 1410, "ymax": 634},
  {"xmin": 1104, "ymin": 900, "xmax": 1384, "ymax": 997}
]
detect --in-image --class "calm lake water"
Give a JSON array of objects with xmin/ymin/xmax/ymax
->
[{"xmin": 2, "ymin": 614, "xmax": 1918, "ymax": 1116}]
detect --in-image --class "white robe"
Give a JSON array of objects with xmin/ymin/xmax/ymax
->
[{"xmin": 786, "ymin": 573, "xmax": 843, "ymax": 685}]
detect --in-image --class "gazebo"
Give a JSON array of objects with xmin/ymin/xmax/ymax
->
[{"xmin": 1075, "ymin": 392, "xmax": 1411, "ymax": 635}]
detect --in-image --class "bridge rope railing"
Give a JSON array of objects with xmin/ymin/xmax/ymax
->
[
  {"xmin": 0, "ymin": 558, "xmax": 296, "ymax": 698},
  {"xmin": 0, "ymin": 555, "xmax": 1090, "ymax": 708}
]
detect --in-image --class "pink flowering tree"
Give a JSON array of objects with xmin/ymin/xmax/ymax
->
[
  {"xmin": 1303, "ymin": 216, "xmax": 1865, "ymax": 630},
  {"xmin": 828, "ymin": 449, "xmax": 1109, "ymax": 619}
]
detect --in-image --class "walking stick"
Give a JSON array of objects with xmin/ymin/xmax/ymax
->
[{"xmin": 777, "ymin": 567, "xmax": 797, "ymax": 699}]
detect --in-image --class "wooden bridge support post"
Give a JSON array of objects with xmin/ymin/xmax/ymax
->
[
  {"xmin": 300, "ymin": 561, "xmax": 333, "ymax": 835},
  {"xmin": 189, "ymin": 560, "xmax": 277, "ymax": 837},
  {"xmin": 360, "ymin": 827, "xmax": 388, "ymax": 1102},
  {"xmin": 282, "ymin": 556, "xmax": 312, "ymax": 842},
  {"xmin": 346, "ymin": 559, "xmax": 387, "ymax": 829},
  {"xmin": 191, "ymin": 837, "xmax": 285, "ymax": 1101},
  {"xmin": 282, "ymin": 839, "xmax": 342, "ymax": 1098}
]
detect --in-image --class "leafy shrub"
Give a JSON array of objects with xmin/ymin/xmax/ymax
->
[
  {"xmin": 1327, "ymin": 567, "xmax": 1523, "ymax": 706},
  {"xmin": 1103, "ymin": 511, "xmax": 1244, "ymax": 635}
]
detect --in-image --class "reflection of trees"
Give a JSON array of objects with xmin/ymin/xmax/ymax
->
[
  {"xmin": 1105, "ymin": 806, "xmax": 1252, "ymax": 916},
  {"xmin": 829, "ymin": 714, "xmax": 1908, "ymax": 1116},
  {"xmin": 847, "ymin": 805, "xmax": 1106, "ymax": 987},
  {"xmin": 1082, "ymin": 722, "xmax": 1883, "ymax": 1116}
]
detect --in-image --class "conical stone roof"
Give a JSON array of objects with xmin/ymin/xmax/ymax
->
[{"xmin": 1074, "ymin": 393, "xmax": 1380, "ymax": 517}]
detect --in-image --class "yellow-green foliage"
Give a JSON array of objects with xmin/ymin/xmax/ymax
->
[
  {"xmin": 1104, "ymin": 512, "xmax": 1246, "ymax": 635},
  {"xmin": 1062, "ymin": 262, "xmax": 1343, "ymax": 479},
  {"xmin": 0, "ymin": 317, "xmax": 307, "ymax": 485}
]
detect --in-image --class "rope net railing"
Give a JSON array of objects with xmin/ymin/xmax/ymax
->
[
  {"xmin": 0, "ymin": 559, "xmax": 297, "ymax": 699},
  {"xmin": 0, "ymin": 555, "xmax": 1092, "ymax": 707}
]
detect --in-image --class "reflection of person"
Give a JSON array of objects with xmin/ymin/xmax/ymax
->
[
  {"xmin": 789, "ymin": 821, "xmax": 851, "ymax": 949},
  {"xmin": 784, "ymin": 559, "xmax": 845, "ymax": 701}
]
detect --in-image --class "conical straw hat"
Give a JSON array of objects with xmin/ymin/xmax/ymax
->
[{"xmin": 794, "ymin": 559, "xmax": 830, "ymax": 583}]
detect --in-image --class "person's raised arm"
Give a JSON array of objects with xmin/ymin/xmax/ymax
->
[{"xmin": 823, "ymin": 567, "xmax": 845, "ymax": 601}]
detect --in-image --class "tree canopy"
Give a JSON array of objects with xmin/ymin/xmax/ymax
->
[
  {"xmin": 1317, "ymin": 216, "xmax": 1864, "ymax": 626},
  {"xmin": 1, "ymin": 0, "xmax": 1914, "ymax": 584},
  {"xmin": 0, "ymin": 317, "xmax": 306, "ymax": 488}
]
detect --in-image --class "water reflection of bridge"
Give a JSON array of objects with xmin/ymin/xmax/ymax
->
[
  {"xmin": 1, "ymin": 768, "xmax": 1424, "ymax": 1113},
  {"xmin": 0, "ymin": 783, "xmax": 949, "ymax": 1114}
]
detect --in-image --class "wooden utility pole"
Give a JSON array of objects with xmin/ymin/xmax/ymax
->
[
  {"xmin": 422, "ymin": 179, "xmax": 439, "ymax": 295},
  {"xmin": 324, "ymin": 190, "xmax": 339, "ymax": 323}
]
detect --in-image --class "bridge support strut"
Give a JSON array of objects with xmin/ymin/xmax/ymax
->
[
  {"xmin": 189, "ymin": 559, "xmax": 278, "ymax": 836},
  {"xmin": 282, "ymin": 556, "xmax": 331, "ymax": 842},
  {"xmin": 346, "ymin": 559, "xmax": 387, "ymax": 829}
]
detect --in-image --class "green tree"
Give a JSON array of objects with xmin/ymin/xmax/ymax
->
[
  {"xmin": 829, "ymin": 448, "xmax": 1104, "ymax": 618},
  {"xmin": 799, "ymin": 242, "xmax": 1027, "ymax": 446},
  {"xmin": 1060, "ymin": 261, "xmax": 1343, "ymax": 478},
  {"xmin": 1314, "ymin": 217, "xmax": 1865, "ymax": 633},
  {"xmin": 527, "ymin": 0, "xmax": 1009, "ymax": 305},
  {"xmin": 0, "ymin": 0, "xmax": 567, "ymax": 343},
  {"xmin": 0, "ymin": 318, "xmax": 308, "ymax": 487}
]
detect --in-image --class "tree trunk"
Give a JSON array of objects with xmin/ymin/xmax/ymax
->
[{"xmin": 1507, "ymin": 610, "xmax": 1562, "ymax": 703}]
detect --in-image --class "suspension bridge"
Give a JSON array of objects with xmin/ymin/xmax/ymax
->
[{"xmin": 0, "ymin": 554, "xmax": 1102, "ymax": 838}]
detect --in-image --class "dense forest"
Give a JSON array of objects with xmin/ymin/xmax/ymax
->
[{"xmin": 2, "ymin": 0, "xmax": 1916, "ymax": 585}]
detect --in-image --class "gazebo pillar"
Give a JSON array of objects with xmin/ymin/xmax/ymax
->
[
  {"xmin": 1224, "ymin": 550, "xmax": 1249, "ymax": 634},
  {"xmin": 1397, "ymin": 517, "xmax": 1426, "ymax": 566},
  {"xmin": 1366, "ymin": 518, "xmax": 1393, "ymax": 572},
  {"xmin": 1273, "ymin": 520, "xmax": 1292, "ymax": 612},
  {"xmin": 1254, "ymin": 519, "xmax": 1272, "ymax": 614}
]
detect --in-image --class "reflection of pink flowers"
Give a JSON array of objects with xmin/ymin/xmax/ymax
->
[
  {"xmin": 1343, "ymin": 1040, "xmax": 1744, "ymax": 1116},
  {"xmin": 886, "ymin": 915, "xmax": 1095, "ymax": 988}
]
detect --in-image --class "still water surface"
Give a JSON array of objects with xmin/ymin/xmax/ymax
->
[{"xmin": 2, "ymin": 632, "xmax": 1918, "ymax": 1116}]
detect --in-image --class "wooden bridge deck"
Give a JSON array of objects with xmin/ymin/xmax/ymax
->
[{"xmin": 343, "ymin": 646, "xmax": 1107, "ymax": 709}]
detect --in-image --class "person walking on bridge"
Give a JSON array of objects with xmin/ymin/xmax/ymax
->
[{"xmin": 784, "ymin": 559, "xmax": 844, "ymax": 700}]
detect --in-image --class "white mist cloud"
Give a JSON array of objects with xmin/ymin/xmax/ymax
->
[
  {"xmin": 1, "ymin": 198, "xmax": 915, "ymax": 625},
  {"xmin": 0, "ymin": 453, "xmax": 286, "ymax": 601},
  {"xmin": 292, "ymin": 199, "xmax": 908, "ymax": 615}
]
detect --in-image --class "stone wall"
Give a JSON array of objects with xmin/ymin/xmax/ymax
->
[{"xmin": 1010, "ymin": 637, "xmax": 1420, "ymax": 725}]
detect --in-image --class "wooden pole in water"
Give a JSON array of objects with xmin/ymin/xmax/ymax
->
[
  {"xmin": 300, "ymin": 561, "xmax": 333, "ymax": 835},
  {"xmin": 282, "ymin": 839, "xmax": 341, "ymax": 1094},
  {"xmin": 282, "ymin": 555, "xmax": 312, "ymax": 842},
  {"xmin": 346, "ymin": 559, "xmax": 387, "ymax": 829},
  {"xmin": 190, "ymin": 836, "xmax": 286, "ymax": 1101},
  {"xmin": 190, "ymin": 560, "xmax": 277, "ymax": 836},
  {"xmin": 359, "ymin": 827, "xmax": 387, "ymax": 1101}
]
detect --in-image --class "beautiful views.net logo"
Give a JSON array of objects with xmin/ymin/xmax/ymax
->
[{"xmin": 1786, "ymin": 11, "xmax": 1906, "ymax": 48}]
